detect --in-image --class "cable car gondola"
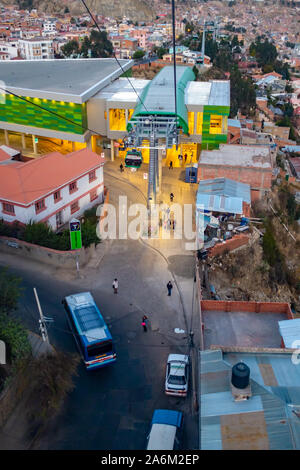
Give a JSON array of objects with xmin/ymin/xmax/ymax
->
[{"xmin": 125, "ymin": 149, "xmax": 143, "ymax": 168}]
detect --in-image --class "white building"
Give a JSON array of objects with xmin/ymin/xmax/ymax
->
[
  {"xmin": 43, "ymin": 21, "xmax": 57, "ymax": 33},
  {"xmin": 0, "ymin": 148, "xmax": 105, "ymax": 231},
  {"xmin": 19, "ymin": 38, "xmax": 54, "ymax": 60},
  {"xmin": 0, "ymin": 42, "xmax": 19, "ymax": 59}
]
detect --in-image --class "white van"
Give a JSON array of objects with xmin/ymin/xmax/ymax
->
[{"xmin": 146, "ymin": 409, "xmax": 183, "ymax": 450}]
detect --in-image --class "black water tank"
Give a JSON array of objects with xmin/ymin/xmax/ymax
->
[{"xmin": 231, "ymin": 362, "xmax": 250, "ymax": 389}]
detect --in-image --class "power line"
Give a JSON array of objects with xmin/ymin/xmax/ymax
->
[{"xmin": 79, "ymin": 0, "xmax": 148, "ymax": 113}]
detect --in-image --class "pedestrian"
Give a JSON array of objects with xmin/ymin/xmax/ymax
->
[
  {"xmin": 120, "ymin": 163, "xmax": 124, "ymax": 172},
  {"xmin": 142, "ymin": 317, "xmax": 147, "ymax": 332},
  {"xmin": 112, "ymin": 278, "xmax": 118, "ymax": 294},
  {"xmin": 184, "ymin": 153, "xmax": 187, "ymax": 163},
  {"xmin": 172, "ymin": 219, "xmax": 175, "ymax": 230},
  {"xmin": 170, "ymin": 192, "xmax": 174, "ymax": 202},
  {"xmin": 167, "ymin": 280, "xmax": 173, "ymax": 296},
  {"xmin": 169, "ymin": 160, "xmax": 173, "ymax": 170}
]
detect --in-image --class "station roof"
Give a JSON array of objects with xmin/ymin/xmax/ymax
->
[
  {"xmin": 91, "ymin": 77, "xmax": 149, "ymax": 107},
  {"xmin": 0, "ymin": 58, "xmax": 133, "ymax": 103},
  {"xmin": 131, "ymin": 66, "xmax": 195, "ymax": 134},
  {"xmin": 200, "ymin": 349, "xmax": 300, "ymax": 450},
  {"xmin": 185, "ymin": 80, "xmax": 230, "ymax": 109}
]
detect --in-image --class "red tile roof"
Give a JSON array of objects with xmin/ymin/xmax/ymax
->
[{"xmin": 0, "ymin": 148, "xmax": 105, "ymax": 205}]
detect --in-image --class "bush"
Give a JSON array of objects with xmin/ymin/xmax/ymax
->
[
  {"xmin": 0, "ymin": 313, "xmax": 31, "ymax": 368},
  {"xmin": 0, "ymin": 268, "xmax": 22, "ymax": 315}
]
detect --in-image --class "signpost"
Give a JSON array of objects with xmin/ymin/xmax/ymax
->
[{"xmin": 69, "ymin": 218, "xmax": 82, "ymax": 276}]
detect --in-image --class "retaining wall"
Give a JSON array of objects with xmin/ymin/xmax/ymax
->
[
  {"xmin": 208, "ymin": 234, "xmax": 250, "ymax": 257},
  {"xmin": 201, "ymin": 299, "xmax": 293, "ymax": 318}
]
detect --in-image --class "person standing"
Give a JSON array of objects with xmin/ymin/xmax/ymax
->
[
  {"xmin": 169, "ymin": 160, "xmax": 173, "ymax": 170},
  {"xmin": 170, "ymin": 192, "xmax": 174, "ymax": 202},
  {"xmin": 142, "ymin": 317, "xmax": 147, "ymax": 332},
  {"xmin": 112, "ymin": 278, "xmax": 118, "ymax": 294},
  {"xmin": 184, "ymin": 153, "xmax": 187, "ymax": 164},
  {"xmin": 167, "ymin": 280, "xmax": 173, "ymax": 296},
  {"xmin": 120, "ymin": 163, "xmax": 124, "ymax": 172}
]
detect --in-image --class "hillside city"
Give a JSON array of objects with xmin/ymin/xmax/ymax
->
[{"xmin": 0, "ymin": 0, "xmax": 299, "ymax": 455}]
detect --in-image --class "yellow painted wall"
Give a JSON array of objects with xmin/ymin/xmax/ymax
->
[
  {"xmin": 109, "ymin": 109, "xmax": 126, "ymax": 131},
  {"xmin": 196, "ymin": 112, "xmax": 203, "ymax": 134},
  {"xmin": 188, "ymin": 112, "xmax": 194, "ymax": 135}
]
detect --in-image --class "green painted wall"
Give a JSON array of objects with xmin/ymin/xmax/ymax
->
[
  {"xmin": 0, "ymin": 94, "xmax": 87, "ymax": 135},
  {"xmin": 201, "ymin": 105, "xmax": 230, "ymax": 150}
]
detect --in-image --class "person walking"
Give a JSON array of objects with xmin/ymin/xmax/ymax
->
[
  {"xmin": 120, "ymin": 163, "xmax": 124, "ymax": 172},
  {"xmin": 170, "ymin": 192, "xmax": 174, "ymax": 202},
  {"xmin": 112, "ymin": 278, "xmax": 118, "ymax": 294},
  {"xmin": 169, "ymin": 160, "xmax": 173, "ymax": 170},
  {"xmin": 167, "ymin": 280, "xmax": 173, "ymax": 296},
  {"xmin": 184, "ymin": 153, "xmax": 187, "ymax": 164},
  {"xmin": 141, "ymin": 317, "xmax": 147, "ymax": 332}
]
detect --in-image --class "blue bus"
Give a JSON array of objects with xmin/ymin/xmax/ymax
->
[{"xmin": 62, "ymin": 292, "xmax": 116, "ymax": 370}]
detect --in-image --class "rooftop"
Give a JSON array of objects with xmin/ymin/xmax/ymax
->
[
  {"xmin": 200, "ymin": 349, "xmax": 300, "ymax": 450},
  {"xmin": 185, "ymin": 80, "xmax": 230, "ymax": 108},
  {"xmin": 202, "ymin": 300, "xmax": 291, "ymax": 349},
  {"xmin": 0, "ymin": 58, "xmax": 133, "ymax": 103},
  {"xmin": 0, "ymin": 148, "xmax": 105, "ymax": 205},
  {"xmin": 92, "ymin": 77, "xmax": 149, "ymax": 106},
  {"xmin": 199, "ymin": 144, "xmax": 272, "ymax": 169},
  {"xmin": 196, "ymin": 178, "xmax": 251, "ymax": 215}
]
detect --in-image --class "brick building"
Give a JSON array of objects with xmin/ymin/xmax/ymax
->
[{"xmin": 197, "ymin": 144, "xmax": 273, "ymax": 201}]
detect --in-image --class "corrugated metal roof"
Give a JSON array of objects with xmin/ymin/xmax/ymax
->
[
  {"xmin": 196, "ymin": 177, "xmax": 251, "ymax": 214},
  {"xmin": 199, "ymin": 350, "xmax": 300, "ymax": 449},
  {"xmin": 278, "ymin": 318, "xmax": 300, "ymax": 348}
]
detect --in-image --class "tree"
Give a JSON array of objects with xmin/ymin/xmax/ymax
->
[
  {"xmin": 61, "ymin": 39, "xmax": 80, "ymax": 58},
  {"xmin": 192, "ymin": 65, "xmax": 199, "ymax": 80},
  {"xmin": 0, "ymin": 268, "xmax": 22, "ymax": 315},
  {"xmin": 133, "ymin": 49, "xmax": 146, "ymax": 60}
]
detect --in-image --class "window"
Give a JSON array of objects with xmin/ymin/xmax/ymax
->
[
  {"xmin": 70, "ymin": 201, "xmax": 79, "ymax": 214},
  {"xmin": 90, "ymin": 189, "xmax": 97, "ymax": 202},
  {"xmin": 2, "ymin": 202, "xmax": 15, "ymax": 214},
  {"xmin": 53, "ymin": 190, "xmax": 61, "ymax": 203},
  {"xmin": 89, "ymin": 170, "xmax": 96, "ymax": 183},
  {"xmin": 35, "ymin": 199, "xmax": 46, "ymax": 214},
  {"xmin": 209, "ymin": 115, "xmax": 222, "ymax": 134},
  {"xmin": 69, "ymin": 181, "xmax": 77, "ymax": 194}
]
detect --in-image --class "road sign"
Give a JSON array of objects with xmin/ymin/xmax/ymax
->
[{"xmin": 69, "ymin": 218, "xmax": 82, "ymax": 250}]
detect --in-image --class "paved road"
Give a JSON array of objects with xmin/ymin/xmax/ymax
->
[{"xmin": 0, "ymin": 171, "xmax": 199, "ymax": 450}]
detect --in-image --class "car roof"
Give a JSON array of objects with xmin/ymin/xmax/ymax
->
[
  {"xmin": 167, "ymin": 354, "xmax": 189, "ymax": 363},
  {"xmin": 147, "ymin": 423, "xmax": 177, "ymax": 450}
]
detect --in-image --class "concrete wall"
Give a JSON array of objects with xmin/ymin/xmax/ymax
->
[{"xmin": 0, "ymin": 236, "xmax": 97, "ymax": 269}]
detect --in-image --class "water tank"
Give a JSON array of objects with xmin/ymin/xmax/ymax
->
[{"xmin": 231, "ymin": 362, "xmax": 250, "ymax": 389}]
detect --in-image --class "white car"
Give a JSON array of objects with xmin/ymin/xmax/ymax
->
[{"xmin": 165, "ymin": 354, "xmax": 189, "ymax": 397}]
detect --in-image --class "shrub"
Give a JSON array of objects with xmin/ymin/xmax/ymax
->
[
  {"xmin": 0, "ymin": 313, "xmax": 31, "ymax": 368},
  {"xmin": 0, "ymin": 268, "xmax": 22, "ymax": 315}
]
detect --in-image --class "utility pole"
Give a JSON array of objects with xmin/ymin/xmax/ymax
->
[{"xmin": 33, "ymin": 287, "xmax": 51, "ymax": 343}]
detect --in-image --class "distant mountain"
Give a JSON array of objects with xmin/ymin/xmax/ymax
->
[{"xmin": 2, "ymin": 0, "xmax": 156, "ymax": 21}]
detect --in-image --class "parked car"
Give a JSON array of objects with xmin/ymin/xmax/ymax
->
[
  {"xmin": 146, "ymin": 409, "xmax": 183, "ymax": 450},
  {"xmin": 165, "ymin": 354, "xmax": 189, "ymax": 397}
]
